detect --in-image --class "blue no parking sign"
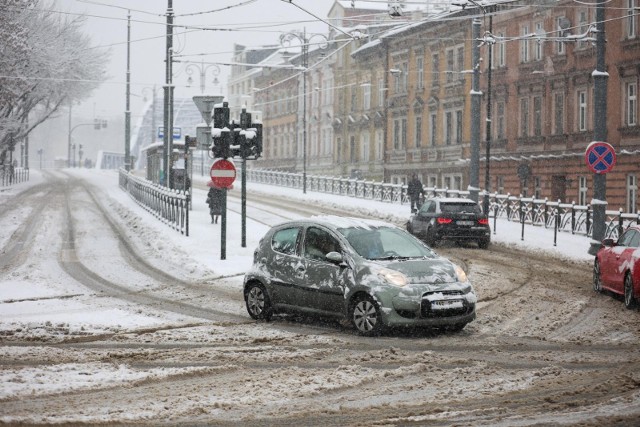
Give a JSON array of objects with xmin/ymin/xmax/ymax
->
[{"xmin": 585, "ymin": 141, "xmax": 616, "ymax": 174}]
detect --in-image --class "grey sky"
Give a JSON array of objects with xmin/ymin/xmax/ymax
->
[{"xmin": 62, "ymin": 0, "xmax": 330, "ymax": 119}]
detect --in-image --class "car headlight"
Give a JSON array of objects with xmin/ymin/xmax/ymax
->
[
  {"xmin": 454, "ymin": 265, "xmax": 468, "ymax": 283},
  {"xmin": 378, "ymin": 268, "xmax": 408, "ymax": 287}
]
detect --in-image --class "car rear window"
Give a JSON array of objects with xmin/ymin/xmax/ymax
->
[{"xmin": 440, "ymin": 203, "xmax": 481, "ymax": 214}]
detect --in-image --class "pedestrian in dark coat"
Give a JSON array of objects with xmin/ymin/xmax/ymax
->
[
  {"xmin": 407, "ymin": 173, "xmax": 424, "ymax": 213},
  {"xmin": 206, "ymin": 186, "xmax": 225, "ymax": 224}
]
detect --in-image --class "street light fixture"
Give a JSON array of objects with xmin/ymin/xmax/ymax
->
[
  {"xmin": 183, "ymin": 60, "xmax": 221, "ymax": 93},
  {"xmin": 280, "ymin": 29, "xmax": 329, "ymax": 194}
]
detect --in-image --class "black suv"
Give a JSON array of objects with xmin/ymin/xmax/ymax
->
[{"xmin": 407, "ymin": 197, "xmax": 491, "ymax": 249}]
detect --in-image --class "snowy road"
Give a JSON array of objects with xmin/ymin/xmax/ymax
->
[{"xmin": 1, "ymin": 170, "xmax": 639, "ymax": 426}]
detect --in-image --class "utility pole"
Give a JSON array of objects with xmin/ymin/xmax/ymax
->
[
  {"xmin": 162, "ymin": 0, "xmax": 174, "ymax": 187},
  {"xmin": 302, "ymin": 27, "xmax": 308, "ymax": 194},
  {"xmin": 125, "ymin": 10, "xmax": 131, "ymax": 171},
  {"xmin": 588, "ymin": 0, "xmax": 609, "ymax": 255},
  {"xmin": 483, "ymin": 13, "xmax": 493, "ymax": 215},
  {"xmin": 469, "ymin": 18, "xmax": 481, "ymax": 203}
]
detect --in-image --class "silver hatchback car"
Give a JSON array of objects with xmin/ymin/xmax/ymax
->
[{"xmin": 243, "ymin": 216, "xmax": 477, "ymax": 336}]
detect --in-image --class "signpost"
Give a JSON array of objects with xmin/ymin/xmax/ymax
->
[{"xmin": 210, "ymin": 159, "xmax": 236, "ymax": 260}]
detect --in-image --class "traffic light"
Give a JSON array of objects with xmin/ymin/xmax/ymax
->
[{"xmin": 212, "ymin": 102, "xmax": 231, "ymax": 159}]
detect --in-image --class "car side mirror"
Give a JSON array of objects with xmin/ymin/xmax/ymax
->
[
  {"xmin": 325, "ymin": 251, "xmax": 345, "ymax": 265},
  {"xmin": 601, "ymin": 238, "xmax": 615, "ymax": 247}
]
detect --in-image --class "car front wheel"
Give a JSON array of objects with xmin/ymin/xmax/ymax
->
[
  {"xmin": 350, "ymin": 294, "xmax": 383, "ymax": 336},
  {"xmin": 593, "ymin": 260, "xmax": 602, "ymax": 293},
  {"xmin": 245, "ymin": 282, "xmax": 273, "ymax": 320},
  {"xmin": 624, "ymin": 273, "xmax": 637, "ymax": 309}
]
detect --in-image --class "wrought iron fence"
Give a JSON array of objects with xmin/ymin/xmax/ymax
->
[
  {"xmin": 247, "ymin": 168, "xmax": 640, "ymax": 243},
  {"xmin": 1, "ymin": 165, "xmax": 29, "ymax": 187},
  {"xmin": 119, "ymin": 168, "xmax": 190, "ymax": 236}
]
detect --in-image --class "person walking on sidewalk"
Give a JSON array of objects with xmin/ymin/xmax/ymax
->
[
  {"xmin": 407, "ymin": 173, "xmax": 424, "ymax": 214},
  {"xmin": 206, "ymin": 185, "xmax": 225, "ymax": 224}
]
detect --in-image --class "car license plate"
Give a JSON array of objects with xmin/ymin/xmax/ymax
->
[
  {"xmin": 457, "ymin": 220, "xmax": 474, "ymax": 226},
  {"xmin": 431, "ymin": 300, "xmax": 463, "ymax": 310}
]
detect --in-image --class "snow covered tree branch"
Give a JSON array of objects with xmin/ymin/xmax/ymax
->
[{"xmin": 0, "ymin": 0, "xmax": 108, "ymax": 159}]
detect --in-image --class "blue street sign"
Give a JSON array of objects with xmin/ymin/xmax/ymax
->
[{"xmin": 158, "ymin": 127, "xmax": 182, "ymax": 140}]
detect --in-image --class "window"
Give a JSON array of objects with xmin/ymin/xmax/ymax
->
[
  {"xmin": 554, "ymin": 92, "xmax": 565, "ymax": 134},
  {"xmin": 362, "ymin": 133, "xmax": 370, "ymax": 162},
  {"xmin": 534, "ymin": 22, "xmax": 543, "ymax": 60},
  {"xmin": 578, "ymin": 176, "xmax": 588, "ymax": 205},
  {"xmin": 430, "ymin": 113, "xmax": 437, "ymax": 146},
  {"xmin": 272, "ymin": 227, "xmax": 300, "ymax": 255},
  {"xmin": 351, "ymin": 87, "xmax": 357, "ymax": 112},
  {"xmin": 627, "ymin": 0, "xmax": 637, "ymax": 39},
  {"xmin": 625, "ymin": 81, "xmax": 637, "ymax": 126},
  {"xmin": 394, "ymin": 119, "xmax": 400, "ymax": 149},
  {"xmin": 428, "ymin": 175, "xmax": 437, "ymax": 188},
  {"xmin": 497, "ymin": 32, "xmax": 506, "ymax": 67},
  {"xmin": 417, "ymin": 56, "xmax": 424, "ymax": 89},
  {"xmin": 454, "ymin": 175, "xmax": 462, "ymax": 190},
  {"xmin": 456, "ymin": 110, "xmax": 463, "ymax": 144},
  {"xmin": 578, "ymin": 90, "xmax": 588, "ymax": 131},
  {"xmin": 446, "ymin": 49, "xmax": 454, "ymax": 83},
  {"xmin": 628, "ymin": 174, "xmax": 638, "ymax": 213},
  {"xmin": 304, "ymin": 227, "xmax": 340, "ymax": 261},
  {"xmin": 496, "ymin": 101, "xmax": 505, "ymax": 140},
  {"xmin": 445, "ymin": 111, "xmax": 453, "ymax": 145},
  {"xmin": 363, "ymin": 83, "xmax": 371, "ymax": 110},
  {"xmin": 520, "ymin": 98, "xmax": 529, "ymax": 137},
  {"xmin": 457, "ymin": 46, "xmax": 465, "ymax": 81},
  {"xmin": 534, "ymin": 176, "xmax": 542, "ymax": 199},
  {"xmin": 350, "ymin": 135, "xmax": 356, "ymax": 163},
  {"xmin": 402, "ymin": 118, "xmax": 407, "ymax": 149},
  {"xmin": 378, "ymin": 78, "xmax": 385, "ymax": 107},
  {"xmin": 401, "ymin": 62, "xmax": 408, "ymax": 92},
  {"xmin": 577, "ymin": 10, "xmax": 589, "ymax": 49},
  {"xmin": 415, "ymin": 116, "xmax": 422, "ymax": 148},
  {"xmin": 521, "ymin": 25, "xmax": 530, "ymax": 63},
  {"xmin": 432, "ymin": 53, "xmax": 440, "ymax": 85},
  {"xmin": 556, "ymin": 16, "xmax": 566, "ymax": 54},
  {"xmin": 496, "ymin": 176, "xmax": 504, "ymax": 194},
  {"xmin": 533, "ymin": 96, "xmax": 542, "ymax": 136},
  {"xmin": 393, "ymin": 118, "xmax": 407, "ymax": 149},
  {"xmin": 376, "ymin": 129, "xmax": 384, "ymax": 160}
]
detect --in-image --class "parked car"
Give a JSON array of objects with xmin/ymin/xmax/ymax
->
[
  {"xmin": 406, "ymin": 197, "xmax": 491, "ymax": 248},
  {"xmin": 243, "ymin": 216, "xmax": 477, "ymax": 336},
  {"xmin": 593, "ymin": 225, "xmax": 640, "ymax": 309}
]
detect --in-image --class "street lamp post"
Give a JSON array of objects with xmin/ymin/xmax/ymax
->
[
  {"xmin": 182, "ymin": 60, "xmax": 221, "ymax": 178},
  {"xmin": 280, "ymin": 28, "xmax": 328, "ymax": 194}
]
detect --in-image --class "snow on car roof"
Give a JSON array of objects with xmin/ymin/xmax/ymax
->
[{"xmin": 309, "ymin": 215, "xmax": 396, "ymax": 230}]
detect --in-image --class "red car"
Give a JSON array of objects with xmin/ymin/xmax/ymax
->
[{"xmin": 593, "ymin": 225, "xmax": 640, "ymax": 309}]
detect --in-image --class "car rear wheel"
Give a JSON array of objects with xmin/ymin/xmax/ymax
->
[
  {"xmin": 624, "ymin": 273, "xmax": 637, "ymax": 309},
  {"xmin": 478, "ymin": 239, "xmax": 490, "ymax": 249},
  {"xmin": 593, "ymin": 260, "xmax": 602, "ymax": 293},
  {"xmin": 245, "ymin": 282, "xmax": 273, "ymax": 321},
  {"xmin": 350, "ymin": 295, "xmax": 383, "ymax": 336}
]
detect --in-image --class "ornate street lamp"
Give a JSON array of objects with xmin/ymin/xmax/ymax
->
[
  {"xmin": 280, "ymin": 29, "xmax": 328, "ymax": 194},
  {"xmin": 184, "ymin": 60, "xmax": 221, "ymax": 94}
]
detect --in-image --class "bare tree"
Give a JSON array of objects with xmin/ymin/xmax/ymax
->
[{"xmin": 0, "ymin": 0, "xmax": 108, "ymax": 161}]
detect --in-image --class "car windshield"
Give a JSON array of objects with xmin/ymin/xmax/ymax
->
[
  {"xmin": 339, "ymin": 226, "xmax": 436, "ymax": 260},
  {"xmin": 440, "ymin": 203, "xmax": 481, "ymax": 214}
]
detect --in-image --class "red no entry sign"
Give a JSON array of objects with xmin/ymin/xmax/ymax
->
[
  {"xmin": 210, "ymin": 159, "xmax": 236, "ymax": 188},
  {"xmin": 585, "ymin": 141, "xmax": 616, "ymax": 174}
]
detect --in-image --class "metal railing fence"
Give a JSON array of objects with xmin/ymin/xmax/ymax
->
[
  {"xmin": 247, "ymin": 169, "xmax": 640, "ymax": 244},
  {"xmin": 119, "ymin": 168, "xmax": 190, "ymax": 236},
  {"xmin": 1, "ymin": 165, "xmax": 29, "ymax": 187}
]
